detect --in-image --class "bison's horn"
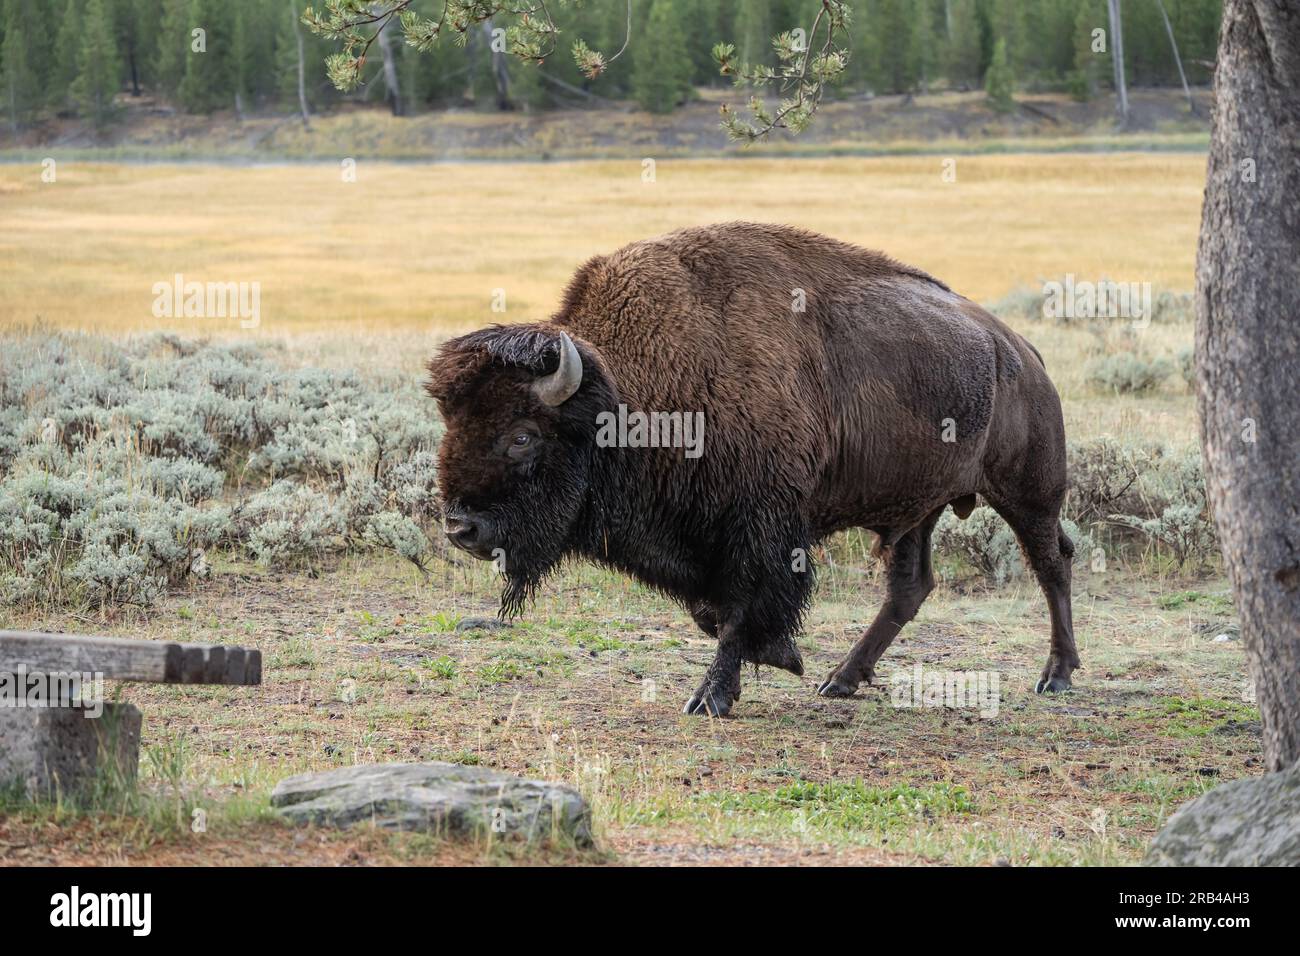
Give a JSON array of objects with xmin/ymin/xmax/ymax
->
[{"xmin": 532, "ymin": 331, "xmax": 583, "ymax": 406}]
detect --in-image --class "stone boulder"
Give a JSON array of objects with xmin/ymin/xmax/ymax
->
[
  {"xmin": 455, "ymin": 617, "xmax": 510, "ymax": 633},
  {"xmin": 270, "ymin": 762, "xmax": 593, "ymax": 847},
  {"xmin": 1146, "ymin": 762, "xmax": 1300, "ymax": 865}
]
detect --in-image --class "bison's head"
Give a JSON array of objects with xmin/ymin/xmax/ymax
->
[{"xmin": 426, "ymin": 324, "xmax": 615, "ymax": 615}]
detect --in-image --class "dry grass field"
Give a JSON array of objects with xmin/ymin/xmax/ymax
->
[
  {"xmin": 1, "ymin": 153, "xmax": 1203, "ymax": 333},
  {"xmin": 0, "ymin": 154, "xmax": 1250, "ymax": 867},
  {"xmin": 2, "ymin": 153, "xmax": 1208, "ymax": 453}
]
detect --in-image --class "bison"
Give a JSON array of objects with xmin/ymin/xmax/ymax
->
[{"xmin": 427, "ymin": 222, "xmax": 1078, "ymax": 717}]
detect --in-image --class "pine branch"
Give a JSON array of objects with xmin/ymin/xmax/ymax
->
[{"xmin": 714, "ymin": 0, "xmax": 851, "ymax": 143}]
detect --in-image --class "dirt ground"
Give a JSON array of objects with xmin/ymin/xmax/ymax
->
[{"xmin": 2, "ymin": 547, "xmax": 1257, "ymax": 867}]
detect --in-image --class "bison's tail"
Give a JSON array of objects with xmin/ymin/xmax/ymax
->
[{"xmin": 1058, "ymin": 524, "xmax": 1076, "ymax": 560}]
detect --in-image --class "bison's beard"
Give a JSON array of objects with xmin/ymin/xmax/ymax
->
[
  {"xmin": 492, "ymin": 474, "xmax": 587, "ymax": 620},
  {"xmin": 500, "ymin": 567, "xmax": 545, "ymax": 620}
]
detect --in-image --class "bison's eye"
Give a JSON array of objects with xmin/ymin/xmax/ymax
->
[{"xmin": 506, "ymin": 429, "xmax": 539, "ymax": 461}]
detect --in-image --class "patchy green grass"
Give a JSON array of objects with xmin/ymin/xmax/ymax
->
[
  {"xmin": 1141, "ymin": 696, "xmax": 1260, "ymax": 739},
  {"xmin": 1156, "ymin": 590, "xmax": 1234, "ymax": 614},
  {"xmin": 700, "ymin": 780, "xmax": 975, "ymax": 833}
]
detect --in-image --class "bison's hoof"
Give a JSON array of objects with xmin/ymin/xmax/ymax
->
[
  {"xmin": 816, "ymin": 672, "xmax": 859, "ymax": 698},
  {"xmin": 1034, "ymin": 674, "xmax": 1072, "ymax": 694},
  {"xmin": 1035, "ymin": 655, "xmax": 1077, "ymax": 693},
  {"xmin": 683, "ymin": 685, "xmax": 737, "ymax": 717}
]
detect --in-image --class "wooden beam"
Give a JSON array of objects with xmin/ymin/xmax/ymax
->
[{"xmin": 0, "ymin": 631, "xmax": 262, "ymax": 685}]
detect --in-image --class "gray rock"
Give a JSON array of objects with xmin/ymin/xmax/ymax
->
[
  {"xmin": 1146, "ymin": 761, "xmax": 1300, "ymax": 865},
  {"xmin": 456, "ymin": 616, "xmax": 509, "ymax": 633},
  {"xmin": 0, "ymin": 702, "xmax": 141, "ymax": 800},
  {"xmin": 270, "ymin": 762, "xmax": 593, "ymax": 847}
]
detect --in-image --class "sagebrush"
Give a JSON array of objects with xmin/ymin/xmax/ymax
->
[{"xmin": 0, "ymin": 329, "xmax": 442, "ymax": 610}]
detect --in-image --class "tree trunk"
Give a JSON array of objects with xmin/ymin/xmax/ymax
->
[
  {"xmin": 129, "ymin": 46, "xmax": 141, "ymax": 97},
  {"xmin": 1156, "ymin": 0, "xmax": 1195, "ymax": 114},
  {"xmin": 482, "ymin": 19, "xmax": 513, "ymax": 110},
  {"xmin": 1195, "ymin": 0, "xmax": 1300, "ymax": 772},
  {"xmin": 1107, "ymin": 0, "xmax": 1128, "ymax": 122},
  {"xmin": 462, "ymin": 22, "xmax": 478, "ymax": 106},
  {"xmin": 376, "ymin": 14, "xmax": 403, "ymax": 116},
  {"xmin": 290, "ymin": 0, "xmax": 311, "ymax": 128}
]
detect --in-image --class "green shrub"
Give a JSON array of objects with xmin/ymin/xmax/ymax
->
[
  {"xmin": 1153, "ymin": 291, "xmax": 1195, "ymax": 323},
  {"xmin": 985, "ymin": 282, "xmax": 1192, "ymax": 326},
  {"xmin": 1066, "ymin": 438, "xmax": 1217, "ymax": 573},
  {"xmin": 0, "ymin": 329, "xmax": 444, "ymax": 610},
  {"xmin": 1066, "ymin": 437, "xmax": 1153, "ymax": 522},
  {"xmin": 933, "ymin": 506, "xmax": 1092, "ymax": 585},
  {"xmin": 1177, "ymin": 346, "xmax": 1195, "ymax": 388},
  {"xmin": 984, "ymin": 39, "xmax": 1016, "ymax": 112},
  {"xmin": 1086, "ymin": 353, "xmax": 1174, "ymax": 393},
  {"xmin": 1110, "ymin": 505, "xmax": 1219, "ymax": 572}
]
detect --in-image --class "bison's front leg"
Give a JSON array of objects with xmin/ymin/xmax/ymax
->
[{"xmin": 683, "ymin": 628, "xmax": 743, "ymax": 717}]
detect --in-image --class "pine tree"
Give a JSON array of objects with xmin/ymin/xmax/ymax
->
[
  {"xmin": 231, "ymin": 0, "xmax": 252, "ymax": 115},
  {"xmin": 990, "ymin": 0, "xmax": 1033, "ymax": 88},
  {"xmin": 945, "ymin": 0, "xmax": 982, "ymax": 89},
  {"xmin": 677, "ymin": 0, "xmax": 719, "ymax": 86},
  {"xmin": 846, "ymin": 0, "xmax": 884, "ymax": 94},
  {"xmin": 236, "ymin": 0, "xmax": 277, "ymax": 105},
  {"xmin": 50, "ymin": 0, "xmax": 83, "ymax": 111},
  {"xmin": 3, "ymin": 0, "xmax": 1231, "ymax": 121},
  {"xmin": 109, "ymin": 0, "xmax": 143, "ymax": 95},
  {"xmin": 179, "ymin": 0, "xmax": 232, "ymax": 112},
  {"xmin": 71, "ymin": 0, "xmax": 122, "ymax": 128},
  {"xmin": 734, "ymin": 0, "xmax": 771, "ymax": 72},
  {"xmin": 632, "ymin": 0, "xmax": 692, "ymax": 114},
  {"xmin": 910, "ymin": 0, "xmax": 940, "ymax": 93},
  {"xmin": 876, "ymin": 0, "xmax": 918, "ymax": 93},
  {"xmin": 1, "ymin": 1, "xmax": 40, "ymax": 130},
  {"xmin": 984, "ymin": 36, "xmax": 1015, "ymax": 112},
  {"xmin": 154, "ymin": 0, "xmax": 188, "ymax": 100},
  {"xmin": 274, "ymin": 0, "xmax": 306, "ymax": 107},
  {"xmin": 1069, "ymin": 0, "xmax": 1104, "ymax": 102},
  {"xmin": 132, "ymin": 0, "xmax": 163, "ymax": 90}
]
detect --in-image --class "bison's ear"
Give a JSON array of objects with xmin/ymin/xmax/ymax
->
[{"xmin": 424, "ymin": 345, "xmax": 492, "ymax": 405}]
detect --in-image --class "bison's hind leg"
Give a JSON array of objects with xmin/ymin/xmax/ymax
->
[
  {"xmin": 991, "ymin": 502, "xmax": 1080, "ymax": 693},
  {"xmin": 817, "ymin": 509, "xmax": 942, "ymax": 698}
]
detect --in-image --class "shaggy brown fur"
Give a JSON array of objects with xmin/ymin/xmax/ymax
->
[{"xmin": 427, "ymin": 222, "xmax": 1078, "ymax": 717}]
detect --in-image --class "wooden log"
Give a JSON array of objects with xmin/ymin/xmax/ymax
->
[
  {"xmin": 223, "ymin": 647, "xmax": 247, "ymax": 685},
  {"xmin": 180, "ymin": 645, "xmax": 206, "ymax": 685},
  {"xmin": 0, "ymin": 631, "xmax": 261, "ymax": 685},
  {"xmin": 203, "ymin": 646, "xmax": 226, "ymax": 684}
]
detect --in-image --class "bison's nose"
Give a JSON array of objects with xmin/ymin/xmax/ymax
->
[{"xmin": 444, "ymin": 514, "xmax": 489, "ymax": 554}]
